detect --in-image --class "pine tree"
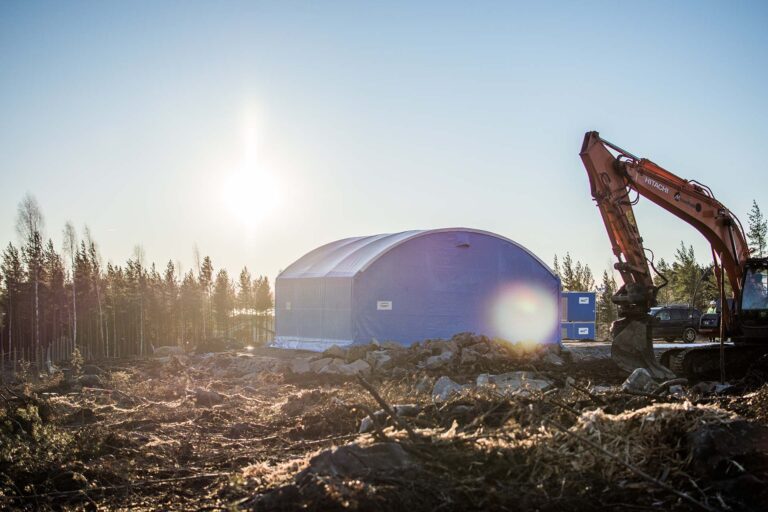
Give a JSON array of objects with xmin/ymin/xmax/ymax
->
[
  {"xmin": 198, "ymin": 256, "xmax": 213, "ymax": 339},
  {"xmin": 212, "ymin": 269, "xmax": 234, "ymax": 336},
  {"xmin": 559, "ymin": 253, "xmax": 595, "ymax": 291},
  {"xmin": 747, "ymin": 200, "xmax": 767, "ymax": 258},
  {"xmin": 2, "ymin": 244, "xmax": 23, "ymax": 371},
  {"xmin": 596, "ymin": 270, "xmax": 618, "ymax": 338},
  {"xmin": 653, "ymin": 257, "xmax": 673, "ymax": 305}
]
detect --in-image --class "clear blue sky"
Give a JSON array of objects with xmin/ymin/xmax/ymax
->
[{"xmin": 1, "ymin": 1, "xmax": 766, "ymax": 283}]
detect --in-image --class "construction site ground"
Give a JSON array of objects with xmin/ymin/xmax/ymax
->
[{"xmin": 3, "ymin": 334, "xmax": 768, "ymax": 511}]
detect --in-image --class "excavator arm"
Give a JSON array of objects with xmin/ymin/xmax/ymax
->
[{"xmin": 579, "ymin": 131, "xmax": 750, "ymax": 378}]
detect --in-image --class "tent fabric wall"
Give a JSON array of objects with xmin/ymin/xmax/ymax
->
[{"xmin": 274, "ymin": 228, "xmax": 560, "ymax": 351}]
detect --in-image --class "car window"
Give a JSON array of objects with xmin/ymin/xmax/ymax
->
[
  {"xmin": 657, "ymin": 310, "xmax": 671, "ymax": 321},
  {"xmin": 670, "ymin": 309, "xmax": 686, "ymax": 320}
]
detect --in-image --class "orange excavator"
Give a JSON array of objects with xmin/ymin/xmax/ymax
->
[{"xmin": 579, "ymin": 132, "xmax": 768, "ymax": 380}]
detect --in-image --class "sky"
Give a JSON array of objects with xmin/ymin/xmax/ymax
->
[{"xmin": 1, "ymin": 1, "xmax": 767, "ymax": 285}]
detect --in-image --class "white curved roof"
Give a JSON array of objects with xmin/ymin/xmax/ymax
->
[{"xmin": 278, "ymin": 228, "xmax": 556, "ymax": 279}]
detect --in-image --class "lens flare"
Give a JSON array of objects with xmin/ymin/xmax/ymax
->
[{"xmin": 488, "ymin": 283, "xmax": 558, "ymax": 345}]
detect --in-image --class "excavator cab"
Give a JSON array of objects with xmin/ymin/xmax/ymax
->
[{"xmin": 740, "ymin": 259, "xmax": 768, "ymax": 339}]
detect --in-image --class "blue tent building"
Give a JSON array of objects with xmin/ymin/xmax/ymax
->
[{"xmin": 274, "ymin": 228, "xmax": 560, "ymax": 351}]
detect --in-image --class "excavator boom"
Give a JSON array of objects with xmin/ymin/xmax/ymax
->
[{"xmin": 579, "ymin": 132, "xmax": 751, "ymax": 379}]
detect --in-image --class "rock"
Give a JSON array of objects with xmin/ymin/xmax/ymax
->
[
  {"xmin": 339, "ymin": 359, "xmax": 372, "ymax": 376},
  {"xmin": 467, "ymin": 342, "xmax": 490, "ymax": 354},
  {"xmin": 359, "ymin": 404, "xmax": 420, "ymax": 433},
  {"xmin": 542, "ymin": 351, "xmax": 565, "ymax": 367},
  {"xmin": 476, "ymin": 371, "xmax": 554, "ymax": 395},
  {"xmin": 359, "ymin": 415, "xmax": 376, "ymax": 433},
  {"xmin": 668, "ymin": 385, "xmax": 686, "ymax": 397},
  {"xmin": 309, "ymin": 357, "xmax": 342, "ymax": 373},
  {"xmin": 323, "ymin": 345, "xmax": 347, "ymax": 359},
  {"xmin": 316, "ymin": 358, "xmax": 370, "ymax": 376},
  {"xmin": 345, "ymin": 344, "xmax": 372, "ymax": 363},
  {"xmin": 450, "ymin": 404, "xmax": 474, "ymax": 415},
  {"xmin": 366, "ymin": 350, "xmax": 393, "ymax": 370},
  {"xmin": 688, "ymin": 420, "xmax": 768, "ymax": 480},
  {"xmin": 429, "ymin": 340, "xmax": 459, "ymax": 354},
  {"xmin": 290, "ymin": 358, "xmax": 311, "ymax": 374},
  {"xmin": 359, "ymin": 411, "xmax": 387, "ymax": 433},
  {"xmin": 621, "ymin": 368, "xmax": 656, "ymax": 393},
  {"xmin": 82, "ymin": 364, "xmax": 103, "ymax": 376},
  {"xmin": 459, "ymin": 349, "xmax": 478, "ymax": 366},
  {"xmin": 415, "ymin": 376, "xmax": 432, "ymax": 393},
  {"xmin": 298, "ymin": 442, "xmax": 416, "ymax": 479},
  {"xmin": 381, "ymin": 341, "xmax": 405, "ymax": 350},
  {"xmin": 452, "ymin": 332, "xmax": 487, "ymax": 347},
  {"xmin": 153, "ymin": 345, "xmax": 184, "ymax": 357},
  {"xmin": 432, "ymin": 376, "xmax": 467, "ymax": 402},
  {"xmin": 390, "ymin": 367, "xmax": 407, "ymax": 379},
  {"xmin": 424, "ymin": 351, "xmax": 454, "ymax": 370},
  {"xmin": 78, "ymin": 374, "xmax": 103, "ymax": 388},
  {"xmin": 392, "ymin": 403, "xmax": 420, "ymax": 417},
  {"xmin": 195, "ymin": 388, "xmax": 224, "ymax": 407}
]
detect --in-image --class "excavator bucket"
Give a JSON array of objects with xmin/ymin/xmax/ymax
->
[{"xmin": 611, "ymin": 319, "xmax": 676, "ymax": 380}]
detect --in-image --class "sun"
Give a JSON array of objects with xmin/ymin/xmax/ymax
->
[{"xmin": 221, "ymin": 166, "xmax": 281, "ymax": 228}]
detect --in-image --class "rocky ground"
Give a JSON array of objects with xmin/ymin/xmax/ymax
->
[{"xmin": 2, "ymin": 333, "xmax": 768, "ymax": 511}]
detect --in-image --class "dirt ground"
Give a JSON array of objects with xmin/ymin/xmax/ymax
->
[{"xmin": 2, "ymin": 336, "xmax": 768, "ymax": 511}]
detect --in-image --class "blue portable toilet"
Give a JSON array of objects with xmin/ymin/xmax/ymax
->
[{"xmin": 274, "ymin": 228, "xmax": 561, "ymax": 351}]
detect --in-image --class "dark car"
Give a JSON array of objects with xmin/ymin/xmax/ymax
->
[{"xmin": 649, "ymin": 305, "xmax": 702, "ymax": 343}]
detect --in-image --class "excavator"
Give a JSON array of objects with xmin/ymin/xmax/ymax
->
[{"xmin": 579, "ymin": 131, "xmax": 768, "ymax": 380}]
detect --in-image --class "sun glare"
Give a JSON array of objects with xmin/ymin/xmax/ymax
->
[
  {"xmin": 488, "ymin": 283, "xmax": 558, "ymax": 344},
  {"xmin": 220, "ymin": 108, "xmax": 282, "ymax": 228},
  {"xmin": 221, "ymin": 167, "xmax": 281, "ymax": 227}
]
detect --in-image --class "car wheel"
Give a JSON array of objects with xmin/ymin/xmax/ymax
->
[{"xmin": 682, "ymin": 327, "xmax": 697, "ymax": 343}]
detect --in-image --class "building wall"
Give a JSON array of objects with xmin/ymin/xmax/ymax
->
[{"xmin": 353, "ymin": 231, "xmax": 560, "ymax": 346}]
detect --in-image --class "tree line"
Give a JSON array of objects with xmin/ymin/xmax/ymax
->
[
  {"xmin": 556, "ymin": 199, "xmax": 767, "ymax": 336},
  {"xmin": 0, "ymin": 194, "xmax": 274, "ymax": 371}
]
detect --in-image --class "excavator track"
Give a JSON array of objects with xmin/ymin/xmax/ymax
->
[{"xmin": 660, "ymin": 343, "xmax": 768, "ymax": 381}]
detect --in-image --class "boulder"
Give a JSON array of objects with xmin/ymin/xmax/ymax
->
[
  {"xmin": 621, "ymin": 368, "xmax": 656, "ymax": 393},
  {"xmin": 415, "ymin": 376, "xmax": 432, "ymax": 393},
  {"xmin": 429, "ymin": 340, "xmax": 459, "ymax": 354},
  {"xmin": 82, "ymin": 364, "xmax": 103, "ymax": 376},
  {"xmin": 467, "ymin": 342, "xmax": 490, "ymax": 354},
  {"xmin": 381, "ymin": 341, "xmax": 406, "ymax": 351},
  {"xmin": 340, "ymin": 359, "xmax": 372, "ymax": 376},
  {"xmin": 323, "ymin": 345, "xmax": 347, "ymax": 359},
  {"xmin": 366, "ymin": 350, "xmax": 393, "ymax": 370},
  {"xmin": 432, "ymin": 376, "xmax": 468, "ymax": 402},
  {"xmin": 317, "ymin": 358, "xmax": 371, "ymax": 376},
  {"xmin": 476, "ymin": 371, "xmax": 554, "ymax": 395},
  {"xmin": 542, "ymin": 351, "xmax": 565, "ymax": 367},
  {"xmin": 78, "ymin": 374, "xmax": 103, "ymax": 388},
  {"xmin": 424, "ymin": 351, "xmax": 454, "ymax": 370},
  {"xmin": 459, "ymin": 349, "xmax": 479, "ymax": 366},
  {"xmin": 688, "ymin": 420, "xmax": 768, "ymax": 480},
  {"xmin": 290, "ymin": 358, "xmax": 311, "ymax": 375},
  {"xmin": 297, "ymin": 442, "xmax": 416, "ymax": 479},
  {"xmin": 345, "ymin": 344, "xmax": 372, "ymax": 363},
  {"xmin": 309, "ymin": 357, "xmax": 342, "ymax": 373}
]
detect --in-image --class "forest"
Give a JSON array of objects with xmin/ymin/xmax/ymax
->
[
  {"xmin": 0, "ymin": 194, "xmax": 274, "ymax": 371},
  {"xmin": 1, "ymin": 194, "xmax": 765, "ymax": 371}
]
